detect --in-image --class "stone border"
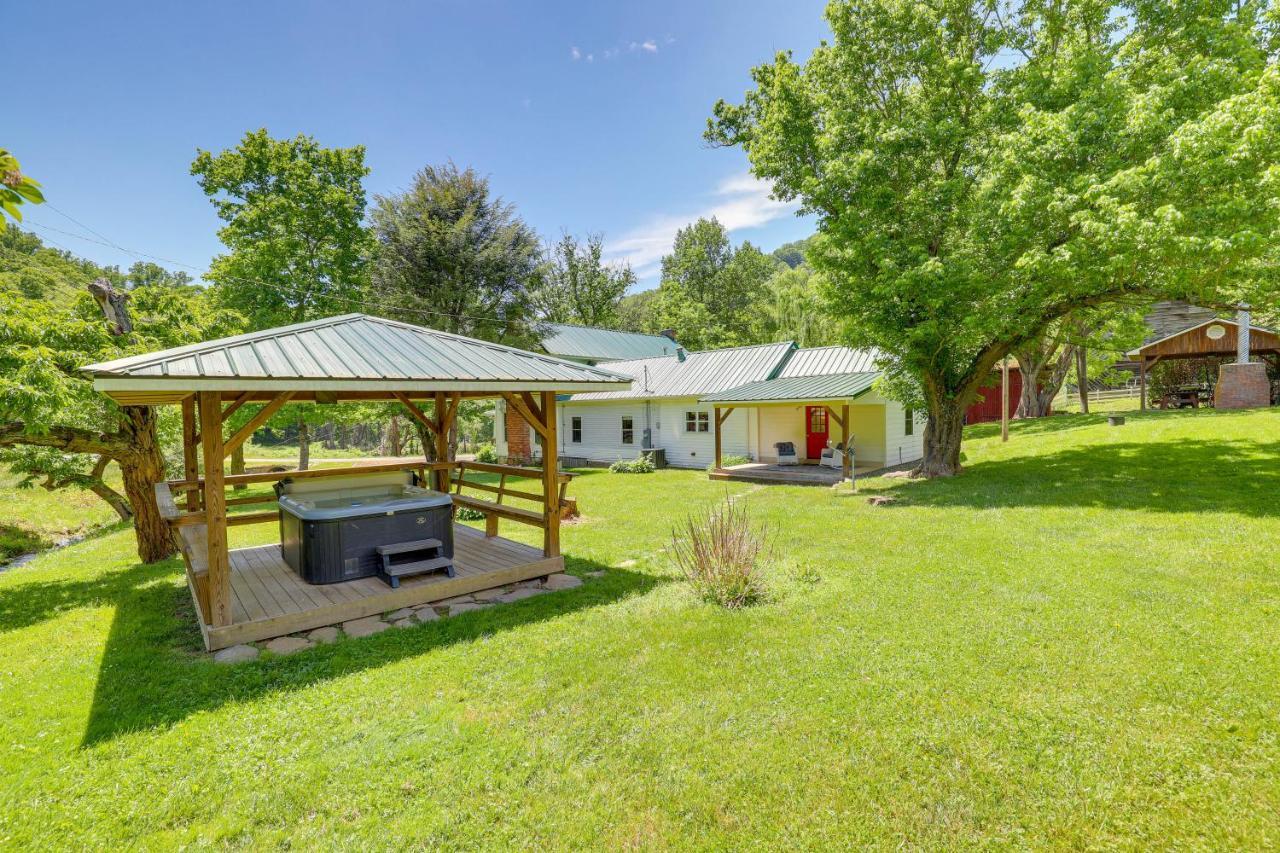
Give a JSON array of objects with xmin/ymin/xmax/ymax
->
[{"xmin": 212, "ymin": 572, "xmax": 588, "ymax": 664}]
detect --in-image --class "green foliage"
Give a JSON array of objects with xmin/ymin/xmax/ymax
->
[
  {"xmin": 371, "ymin": 162, "xmax": 540, "ymax": 344},
  {"xmin": 771, "ymin": 237, "xmax": 811, "ymax": 268},
  {"xmin": 608, "ymin": 455, "xmax": 655, "ymax": 474},
  {"xmin": 650, "ymin": 218, "xmax": 780, "ymax": 350},
  {"xmin": 529, "ymin": 232, "xmax": 634, "ymax": 327},
  {"xmin": 707, "ymin": 453, "xmax": 751, "ymax": 472},
  {"xmin": 758, "ymin": 264, "xmax": 839, "ymax": 347},
  {"xmin": 191, "ymin": 129, "xmax": 373, "ymax": 327},
  {"xmin": 0, "ymin": 227, "xmax": 122, "ymax": 304},
  {"xmin": 615, "ymin": 288, "xmax": 661, "ymax": 334},
  {"xmin": 0, "ymin": 149, "xmax": 44, "ymax": 227},
  {"xmin": 123, "ymin": 261, "xmax": 193, "ymax": 290},
  {"xmin": 474, "ymin": 444, "xmax": 499, "ymax": 464},
  {"xmin": 708, "ymin": 0, "xmax": 1280, "ymax": 472},
  {"xmin": 454, "ymin": 505, "xmax": 486, "ymax": 521}
]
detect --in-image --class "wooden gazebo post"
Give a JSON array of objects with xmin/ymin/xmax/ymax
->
[
  {"xmin": 541, "ymin": 391, "xmax": 560, "ymax": 558},
  {"xmin": 198, "ymin": 391, "xmax": 232, "ymax": 627}
]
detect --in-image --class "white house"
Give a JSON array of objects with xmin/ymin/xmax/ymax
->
[{"xmin": 498, "ymin": 337, "xmax": 924, "ymax": 475}]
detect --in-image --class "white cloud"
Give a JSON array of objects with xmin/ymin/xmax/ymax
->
[
  {"xmin": 604, "ymin": 172, "xmax": 798, "ymax": 279},
  {"xmin": 570, "ymin": 46, "xmax": 581, "ymax": 60},
  {"xmin": 574, "ymin": 37, "xmax": 663, "ymax": 63},
  {"xmin": 640, "ymin": 39, "xmax": 658, "ymax": 53}
]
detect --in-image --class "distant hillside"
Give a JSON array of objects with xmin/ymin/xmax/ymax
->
[
  {"xmin": 0, "ymin": 228, "xmax": 121, "ymax": 307},
  {"xmin": 771, "ymin": 236, "xmax": 812, "ymax": 269}
]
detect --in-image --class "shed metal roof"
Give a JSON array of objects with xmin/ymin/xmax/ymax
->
[
  {"xmin": 540, "ymin": 323, "xmax": 678, "ymax": 362},
  {"xmin": 568, "ymin": 341, "xmax": 795, "ymax": 401},
  {"xmin": 701, "ymin": 372, "xmax": 880, "ymax": 404},
  {"xmin": 83, "ymin": 314, "xmax": 633, "ymax": 394},
  {"xmin": 778, "ymin": 345, "xmax": 882, "ymax": 377}
]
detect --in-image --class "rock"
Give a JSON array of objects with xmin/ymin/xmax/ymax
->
[
  {"xmin": 499, "ymin": 587, "xmax": 546, "ymax": 603},
  {"xmin": 543, "ymin": 573, "xmax": 583, "ymax": 591},
  {"xmin": 343, "ymin": 615, "xmax": 391, "ymax": 638},
  {"xmin": 393, "ymin": 618, "xmax": 415, "ymax": 629},
  {"xmin": 472, "ymin": 587, "xmax": 506, "ymax": 602},
  {"xmin": 514, "ymin": 580, "xmax": 543, "ymax": 589},
  {"xmin": 263, "ymin": 636, "xmax": 312, "ymax": 656},
  {"xmin": 867, "ymin": 495, "xmax": 899, "ymax": 506},
  {"xmin": 213, "ymin": 644, "xmax": 259, "ymax": 664},
  {"xmin": 434, "ymin": 594, "xmax": 475, "ymax": 606},
  {"xmin": 308, "ymin": 626, "xmax": 341, "ymax": 644},
  {"xmin": 447, "ymin": 601, "xmax": 489, "ymax": 615},
  {"xmin": 883, "ymin": 470, "xmax": 913, "ymax": 479},
  {"xmin": 413, "ymin": 606, "xmax": 440, "ymax": 622},
  {"xmin": 386, "ymin": 607, "xmax": 415, "ymax": 621},
  {"xmin": 586, "ymin": 570, "xmax": 606, "ymax": 578}
]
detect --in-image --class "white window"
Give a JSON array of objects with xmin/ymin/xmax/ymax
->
[
  {"xmin": 904, "ymin": 407, "xmax": 915, "ymax": 436},
  {"xmin": 621, "ymin": 416, "xmax": 634, "ymax": 444},
  {"xmin": 685, "ymin": 411, "xmax": 710, "ymax": 433},
  {"xmin": 571, "ymin": 416, "xmax": 582, "ymax": 443}
]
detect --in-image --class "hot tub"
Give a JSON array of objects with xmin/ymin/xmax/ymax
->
[{"xmin": 275, "ymin": 472, "xmax": 454, "ymax": 584}]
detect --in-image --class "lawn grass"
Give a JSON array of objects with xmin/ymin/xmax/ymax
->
[
  {"xmin": 1, "ymin": 407, "xmax": 1278, "ymax": 847},
  {"xmin": 0, "ymin": 464, "xmax": 124, "ymax": 560}
]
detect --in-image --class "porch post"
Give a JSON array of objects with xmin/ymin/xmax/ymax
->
[
  {"xmin": 198, "ymin": 391, "xmax": 232, "ymax": 627},
  {"xmin": 841, "ymin": 402, "xmax": 852, "ymax": 487},
  {"xmin": 181, "ymin": 394, "xmax": 200, "ymax": 511},
  {"xmin": 541, "ymin": 391, "xmax": 560, "ymax": 558},
  {"xmin": 1139, "ymin": 358, "xmax": 1147, "ymax": 410},
  {"xmin": 1001, "ymin": 358, "xmax": 1009, "ymax": 442},
  {"xmin": 713, "ymin": 406, "xmax": 723, "ymax": 470},
  {"xmin": 433, "ymin": 391, "xmax": 450, "ymax": 492}
]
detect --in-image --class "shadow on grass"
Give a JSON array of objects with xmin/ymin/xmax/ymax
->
[
  {"xmin": 962, "ymin": 407, "xmax": 1219, "ymax": 442},
  {"xmin": 864, "ymin": 434, "xmax": 1280, "ymax": 517},
  {"xmin": 79, "ymin": 555, "xmax": 662, "ymax": 747}
]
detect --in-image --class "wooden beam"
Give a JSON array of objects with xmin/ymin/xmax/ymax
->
[
  {"xmin": 223, "ymin": 392, "xmax": 296, "ymax": 459},
  {"xmin": 501, "ymin": 392, "xmax": 551, "ymax": 442},
  {"xmin": 716, "ymin": 406, "xmax": 736, "ymax": 427},
  {"xmin": 519, "ymin": 391, "xmax": 544, "ymax": 425},
  {"xmin": 841, "ymin": 403, "xmax": 852, "ymax": 488},
  {"xmin": 220, "ymin": 391, "xmax": 254, "ymax": 423},
  {"xmin": 393, "ymin": 392, "xmax": 440, "ymax": 435},
  {"xmin": 541, "ymin": 391, "xmax": 560, "ymax": 558},
  {"xmin": 226, "ymin": 510, "xmax": 279, "ymax": 527},
  {"xmin": 168, "ymin": 460, "xmax": 445, "ymax": 491},
  {"xmin": 181, "ymin": 395, "xmax": 200, "ymax": 511},
  {"xmin": 1139, "ymin": 358, "xmax": 1147, "ymax": 411},
  {"xmin": 824, "ymin": 405, "xmax": 844, "ymax": 431},
  {"xmin": 199, "ymin": 391, "xmax": 232, "ymax": 628},
  {"xmin": 714, "ymin": 406, "xmax": 724, "ymax": 471},
  {"xmin": 1001, "ymin": 358, "xmax": 1010, "ymax": 442}
]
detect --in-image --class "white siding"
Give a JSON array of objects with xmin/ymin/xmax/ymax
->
[
  {"xmin": 875, "ymin": 395, "xmax": 924, "ymax": 468},
  {"xmin": 540, "ymin": 398, "xmax": 750, "ymax": 468},
  {"xmin": 654, "ymin": 400, "xmax": 749, "ymax": 467}
]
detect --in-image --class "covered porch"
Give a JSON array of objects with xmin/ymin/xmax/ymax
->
[{"xmin": 83, "ymin": 314, "xmax": 631, "ymax": 650}]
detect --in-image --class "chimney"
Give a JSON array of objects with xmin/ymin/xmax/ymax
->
[
  {"xmin": 659, "ymin": 328, "xmax": 678, "ymax": 343},
  {"xmin": 1237, "ymin": 305, "xmax": 1251, "ymax": 364}
]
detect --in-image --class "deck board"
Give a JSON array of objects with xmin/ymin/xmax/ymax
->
[{"xmin": 201, "ymin": 524, "xmax": 561, "ymax": 650}]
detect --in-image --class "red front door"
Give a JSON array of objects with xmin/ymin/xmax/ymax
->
[{"xmin": 805, "ymin": 406, "xmax": 828, "ymax": 460}]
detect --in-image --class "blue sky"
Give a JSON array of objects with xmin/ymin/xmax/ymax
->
[{"xmin": 11, "ymin": 0, "xmax": 827, "ymax": 290}]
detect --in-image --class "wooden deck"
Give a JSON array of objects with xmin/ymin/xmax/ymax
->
[
  {"xmin": 194, "ymin": 524, "xmax": 562, "ymax": 650},
  {"xmin": 708, "ymin": 461, "xmax": 880, "ymax": 486}
]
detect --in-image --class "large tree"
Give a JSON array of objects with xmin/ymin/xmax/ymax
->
[
  {"xmin": 370, "ymin": 162, "xmax": 540, "ymax": 344},
  {"xmin": 529, "ymin": 232, "xmax": 634, "ymax": 327},
  {"xmin": 191, "ymin": 129, "xmax": 373, "ymax": 327},
  {"xmin": 709, "ymin": 0, "xmax": 1280, "ymax": 475},
  {"xmin": 652, "ymin": 217, "xmax": 779, "ymax": 350}
]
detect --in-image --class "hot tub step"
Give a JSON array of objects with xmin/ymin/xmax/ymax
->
[
  {"xmin": 376, "ymin": 538, "xmax": 443, "ymax": 556},
  {"xmin": 378, "ymin": 555, "xmax": 455, "ymax": 588}
]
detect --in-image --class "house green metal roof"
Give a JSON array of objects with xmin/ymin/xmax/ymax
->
[
  {"xmin": 539, "ymin": 323, "xmax": 679, "ymax": 362},
  {"xmin": 700, "ymin": 371, "xmax": 880, "ymax": 404},
  {"xmin": 568, "ymin": 342, "xmax": 795, "ymax": 401},
  {"xmin": 83, "ymin": 314, "xmax": 633, "ymax": 394}
]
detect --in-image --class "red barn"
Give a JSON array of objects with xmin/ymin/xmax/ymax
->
[{"xmin": 965, "ymin": 367, "xmax": 1027, "ymax": 424}]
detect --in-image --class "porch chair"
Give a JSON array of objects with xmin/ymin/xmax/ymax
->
[
  {"xmin": 819, "ymin": 441, "xmax": 846, "ymax": 469},
  {"xmin": 774, "ymin": 441, "xmax": 798, "ymax": 465}
]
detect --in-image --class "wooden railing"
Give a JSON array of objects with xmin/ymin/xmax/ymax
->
[{"xmin": 449, "ymin": 460, "xmax": 573, "ymax": 538}]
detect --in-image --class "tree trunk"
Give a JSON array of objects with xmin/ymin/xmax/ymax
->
[
  {"xmin": 118, "ymin": 406, "xmax": 174, "ymax": 563},
  {"xmin": 83, "ymin": 455, "xmax": 133, "ymax": 521},
  {"xmin": 1015, "ymin": 343, "xmax": 1076, "ymax": 418},
  {"xmin": 914, "ymin": 398, "xmax": 966, "ymax": 477},
  {"xmin": 384, "ymin": 415, "xmax": 401, "ymax": 457},
  {"xmin": 297, "ymin": 418, "xmax": 310, "ymax": 471},
  {"xmin": 230, "ymin": 442, "xmax": 246, "ymax": 491},
  {"xmin": 1076, "ymin": 347, "xmax": 1090, "ymax": 414}
]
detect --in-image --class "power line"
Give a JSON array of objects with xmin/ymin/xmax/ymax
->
[{"xmin": 22, "ymin": 214, "xmax": 530, "ymax": 328}]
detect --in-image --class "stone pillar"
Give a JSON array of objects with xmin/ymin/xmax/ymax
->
[{"xmin": 1216, "ymin": 307, "xmax": 1269, "ymax": 409}]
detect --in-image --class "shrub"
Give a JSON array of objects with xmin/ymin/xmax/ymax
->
[
  {"xmin": 670, "ymin": 496, "xmax": 771, "ymax": 607},
  {"xmin": 474, "ymin": 444, "xmax": 499, "ymax": 464},
  {"xmin": 707, "ymin": 453, "xmax": 751, "ymax": 472},
  {"xmin": 609, "ymin": 455, "xmax": 655, "ymax": 474},
  {"xmin": 455, "ymin": 505, "xmax": 486, "ymax": 521}
]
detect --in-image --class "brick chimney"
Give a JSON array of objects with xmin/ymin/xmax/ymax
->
[
  {"xmin": 504, "ymin": 404, "xmax": 532, "ymax": 463},
  {"xmin": 659, "ymin": 328, "xmax": 678, "ymax": 343},
  {"xmin": 1215, "ymin": 306, "xmax": 1270, "ymax": 409}
]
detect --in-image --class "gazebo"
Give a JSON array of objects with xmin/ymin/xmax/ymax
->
[
  {"xmin": 82, "ymin": 314, "xmax": 631, "ymax": 650},
  {"xmin": 1126, "ymin": 312, "xmax": 1279, "ymax": 410}
]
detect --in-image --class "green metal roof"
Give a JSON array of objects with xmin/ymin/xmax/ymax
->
[
  {"xmin": 83, "ymin": 314, "xmax": 633, "ymax": 394},
  {"xmin": 569, "ymin": 342, "xmax": 795, "ymax": 401},
  {"xmin": 540, "ymin": 323, "xmax": 678, "ymax": 362},
  {"xmin": 700, "ymin": 371, "xmax": 880, "ymax": 404}
]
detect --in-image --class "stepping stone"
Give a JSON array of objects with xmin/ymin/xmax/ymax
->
[
  {"xmin": 435, "ymin": 594, "xmax": 475, "ymax": 606},
  {"xmin": 386, "ymin": 607, "xmax": 415, "ymax": 621},
  {"xmin": 263, "ymin": 636, "xmax": 312, "ymax": 656},
  {"xmin": 413, "ymin": 606, "xmax": 440, "ymax": 622},
  {"xmin": 472, "ymin": 587, "xmax": 506, "ymax": 602},
  {"xmin": 343, "ymin": 616, "xmax": 391, "ymax": 638},
  {"xmin": 308, "ymin": 626, "xmax": 340, "ymax": 644},
  {"xmin": 448, "ymin": 601, "xmax": 489, "ymax": 615},
  {"xmin": 393, "ymin": 618, "xmax": 415, "ymax": 629},
  {"xmin": 514, "ymin": 579, "xmax": 543, "ymax": 589},
  {"xmin": 544, "ymin": 573, "xmax": 583, "ymax": 591},
  {"xmin": 499, "ymin": 587, "xmax": 546, "ymax": 603},
  {"xmin": 213, "ymin": 644, "xmax": 259, "ymax": 664}
]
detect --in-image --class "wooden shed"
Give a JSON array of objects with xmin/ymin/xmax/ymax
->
[
  {"xmin": 82, "ymin": 314, "xmax": 631, "ymax": 650},
  {"xmin": 1126, "ymin": 316, "xmax": 1280, "ymax": 409}
]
